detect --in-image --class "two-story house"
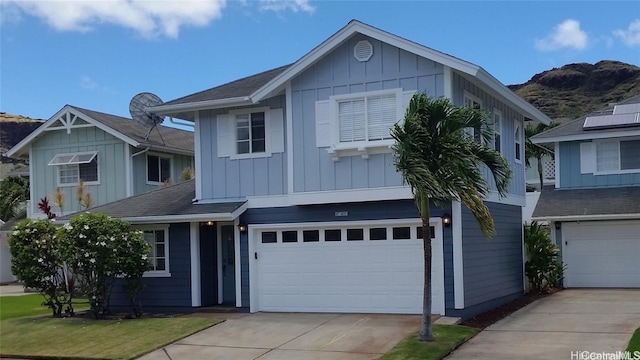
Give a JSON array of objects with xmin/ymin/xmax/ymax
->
[
  {"xmin": 6, "ymin": 104, "xmax": 195, "ymax": 218},
  {"xmin": 84, "ymin": 20, "xmax": 550, "ymax": 319},
  {"xmin": 531, "ymin": 95, "xmax": 640, "ymax": 288}
]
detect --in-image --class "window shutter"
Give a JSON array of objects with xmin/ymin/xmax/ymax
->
[
  {"xmin": 580, "ymin": 142, "xmax": 595, "ymax": 174},
  {"xmin": 216, "ymin": 114, "xmax": 234, "ymax": 158},
  {"xmin": 315, "ymin": 100, "xmax": 332, "ymax": 147},
  {"xmin": 367, "ymin": 94, "xmax": 396, "ymax": 140},
  {"xmin": 269, "ymin": 108, "xmax": 285, "ymax": 153}
]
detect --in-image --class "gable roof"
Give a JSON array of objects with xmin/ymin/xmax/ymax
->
[
  {"xmin": 532, "ymin": 185, "xmax": 640, "ymax": 221},
  {"xmin": 6, "ymin": 105, "xmax": 194, "ymax": 158},
  {"xmin": 57, "ymin": 180, "xmax": 246, "ymax": 224},
  {"xmin": 532, "ymin": 95, "xmax": 640, "ymax": 144},
  {"xmin": 152, "ymin": 20, "xmax": 550, "ymax": 125}
]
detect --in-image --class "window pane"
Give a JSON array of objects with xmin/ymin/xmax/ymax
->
[
  {"xmin": 346, "ymin": 228, "xmax": 363, "ymax": 241},
  {"xmin": 147, "ymin": 155, "xmax": 159, "ymax": 182},
  {"xmin": 156, "ymin": 243, "xmax": 165, "ymax": 257},
  {"xmin": 417, "ymin": 226, "xmax": 435, "ymax": 239},
  {"xmin": 156, "ymin": 258, "xmax": 166, "ymax": 271},
  {"xmin": 495, "ymin": 134, "xmax": 501, "ymax": 152},
  {"xmin": 282, "ymin": 231, "xmax": 298, "ymax": 243},
  {"xmin": 160, "ymin": 158, "xmax": 171, "ymax": 181},
  {"xmin": 597, "ymin": 141, "xmax": 618, "ymax": 172},
  {"xmin": 339, "ymin": 99, "xmax": 366, "ymax": 142},
  {"xmin": 367, "ymin": 94, "xmax": 396, "ymax": 141},
  {"xmin": 59, "ymin": 165, "xmax": 79, "ymax": 184},
  {"xmin": 620, "ymin": 140, "xmax": 640, "ymax": 170},
  {"xmin": 393, "ymin": 227, "xmax": 411, "ymax": 240},
  {"xmin": 261, "ymin": 231, "xmax": 277, "ymax": 244},
  {"xmin": 79, "ymin": 158, "xmax": 98, "ymax": 182},
  {"xmin": 237, "ymin": 141, "xmax": 250, "ymax": 154},
  {"xmin": 237, "ymin": 126, "xmax": 250, "ymax": 141},
  {"xmin": 252, "ymin": 139, "xmax": 266, "ymax": 153},
  {"xmin": 303, "ymin": 230, "xmax": 319, "ymax": 242},
  {"xmin": 324, "ymin": 229, "xmax": 341, "ymax": 241},
  {"xmin": 369, "ymin": 227, "xmax": 387, "ymax": 240}
]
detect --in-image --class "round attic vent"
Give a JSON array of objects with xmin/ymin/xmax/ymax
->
[{"xmin": 353, "ymin": 40, "xmax": 373, "ymax": 62}]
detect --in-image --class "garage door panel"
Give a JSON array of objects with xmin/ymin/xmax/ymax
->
[
  {"xmin": 254, "ymin": 220, "xmax": 444, "ymax": 314},
  {"xmin": 564, "ymin": 221, "xmax": 640, "ymax": 288}
]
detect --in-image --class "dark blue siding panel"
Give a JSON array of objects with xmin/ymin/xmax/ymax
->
[
  {"xmin": 240, "ymin": 232, "xmax": 250, "ymax": 309},
  {"xmin": 200, "ymin": 224, "xmax": 217, "ymax": 306},
  {"xmin": 111, "ymin": 223, "xmax": 193, "ymax": 313},
  {"xmin": 450, "ymin": 203, "xmax": 523, "ymax": 319},
  {"xmin": 240, "ymin": 200, "xmax": 455, "ymax": 314}
]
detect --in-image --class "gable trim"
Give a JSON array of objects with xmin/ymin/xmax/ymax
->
[{"xmin": 532, "ymin": 129, "xmax": 640, "ymax": 144}]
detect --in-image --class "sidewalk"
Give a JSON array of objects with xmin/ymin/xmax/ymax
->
[{"xmin": 0, "ymin": 284, "xmax": 29, "ymax": 297}]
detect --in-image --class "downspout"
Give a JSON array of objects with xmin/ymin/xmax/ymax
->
[{"xmin": 130, "ymin": 147, "xmax": 150, "ymax": 196}]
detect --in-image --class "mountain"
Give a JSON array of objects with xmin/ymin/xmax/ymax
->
[
  {"xmin": 0, "ymin": 113, "xmax": 44, "ymax": 163},
  {"xmin": 508, "ymin": 60, "xmax": 640, "ymax": 120}
]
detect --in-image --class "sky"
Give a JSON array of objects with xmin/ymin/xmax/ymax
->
[{"xmin": 1, "ymin": 0, "xmax": 639, "ymax": 123}]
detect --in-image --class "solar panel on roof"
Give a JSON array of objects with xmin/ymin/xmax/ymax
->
[
  {"xmin": 583, "ymin": 113, "xmax": 640, "ymax": 130},
  {"xmin": 613, "ymin": 103, "xmax": 640, "ymax": 115}
]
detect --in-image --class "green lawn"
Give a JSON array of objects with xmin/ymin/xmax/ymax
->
[
  {"xmin": 0, "ymin": 294, "xmax": 219, "ymax": 360},
  {"xmin": 627, "ymin": 327, "xmax": 640, "ymax": 352},
  {"xmin": 381, "ymin": 325, "xmax": 478, "ymax": 360}
]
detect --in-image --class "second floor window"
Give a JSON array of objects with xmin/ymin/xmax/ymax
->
[
  {"xmin": 515, "ymin": 122, "xmax": 523, "ymax": 163},
  {"xmin": 236, "ymin": 112, "xmax": 266, "ymax": 154},
  {"xmin": 464, "ymin": 93, "xmax": 482, "ymax": 143},
  {"xmin": 147, "ymin": 154, "xmax": 171, "ymax": 183},
  {"xmin": 338, "ymin": 93, "xmax": 396, "ymax": 143},
  {"xmin": 48, "ymin": 151, "xmax": 99, "ymax": 186},
  {"xmin": 493, "ymin": 110, "xmax": 502, "ymax": 152},
  {"xmin": 597, "ymin": 139, "xmax": 640, "ymax": 172}
]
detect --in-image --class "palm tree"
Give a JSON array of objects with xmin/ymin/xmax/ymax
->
[
  {"xmin": 391, "ymin": 94, "xmax": 512, "ymax": 342},
  {"xmin": 0, "ymin": 175, "xmax": 29, "ymax": 221},
  {"xmin": 525, "ymin": 122, "xmax": 556, "ymax": 191}
]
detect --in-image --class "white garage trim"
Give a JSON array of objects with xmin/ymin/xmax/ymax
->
[
  {"xmin": 248, "ymin": 218, "xmax": 445, "ymax": 314},
  {"xmin": 562, "ymin": 220, "xmax": 640, "ymax": 288}
]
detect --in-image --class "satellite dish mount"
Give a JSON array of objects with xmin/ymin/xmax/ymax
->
[{"xmin": 129, "ymin": 92, "xmax": 165, "ymax": 141}]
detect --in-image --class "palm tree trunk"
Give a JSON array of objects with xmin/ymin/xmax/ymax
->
[
  {"xmin": 419, "ymin": 197, "xmax": 433, "ymax": 342},
  {"xmin": 537, "ymin": 155, "xmax": 544, "ymax": 191}
]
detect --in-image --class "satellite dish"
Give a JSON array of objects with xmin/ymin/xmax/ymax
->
[{"xmin": 129, "ymin": 92, "xmax": 164, "ymax": 140}]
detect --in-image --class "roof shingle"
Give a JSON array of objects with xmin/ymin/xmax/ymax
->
[{"xmin": 532, "ymin": 186, "xmax": 640, "ymax": 219}]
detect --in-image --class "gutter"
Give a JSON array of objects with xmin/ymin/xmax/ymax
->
[
  {"xmin": 148, "ymin": 96, "xmax": 253, "ymax": 116},
  {"xmin": 532, "ymin": 213, "xmax": 640, "ymax": 222}
]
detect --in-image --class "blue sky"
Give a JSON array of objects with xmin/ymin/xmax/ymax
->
[{"xmin": 1, "ymin": 0, "xmax": 639, "ymax": 121}]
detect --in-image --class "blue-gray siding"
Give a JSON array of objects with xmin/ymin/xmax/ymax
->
[
  {"xmin": 559, "ymin": 141, "xmax": 640, "ymax": 188},
  {"xmin": 451, "ymin": 72, "xmax": 526, "ymax": 197},
  {"xmin": 240, "ymin": 200, "xmax": 453, "ymax": 312},
  {"xmin": 197, "ymin": 95, "xmax": 287, "ymax": 200},
  {"xmin": 200, "ymin": 224, "xmax": 217, "ymax": 306},
  {"xmin": 131, "ymin": 149, "xmax": 194, "ymax": 194},
  {"xmin": 290, "ymin": 33, "xmax": 445, "ymax": 193},
  {"xmin": 449, "ymin": 202, "xmax": 523, "ymax": 319},
  {"xmin": 111, "ymin": 223, "xmax": 193, "ymax": 312}
]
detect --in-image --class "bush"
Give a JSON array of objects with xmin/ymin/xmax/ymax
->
[
  {"xmin": 57, "ymin": 213, "xmax": 151, "ymax": 319},
  {"xmin": 8, "ymin": 219, "xmax": 72, "ymax": 317},
  {"xmin": 524, "ymin": 221, "xmax": 564, "ymax": 293}
]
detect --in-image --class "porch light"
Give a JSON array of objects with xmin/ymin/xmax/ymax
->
[
  {"xmin": 442, "ymin": 213, "xmax": 451, "ymax": 227},
  {"xmin": 206, "ymin": 221, "xmax": 215, "ymax": 226},
  {"xmin": 238, "ymin": 224, "xmax": 248, "ymax": 233}
]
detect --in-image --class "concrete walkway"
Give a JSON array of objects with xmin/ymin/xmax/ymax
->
[
  {"xmin": 139, "ymin": 313, "xmax": 421, "ymax": 360},
  {"xmin": 0, "ymin": 284, "xmax": 28, "ymax": 297},
  {"xmin": 446, "ymin": 289, "xmax": 640, "ymax": 360}
]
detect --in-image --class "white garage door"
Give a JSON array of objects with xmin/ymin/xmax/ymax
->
[
  {"xmin": 250, "ymin": 219, "xmax": 445, "ymax": 315},
  {"xmin": 563, "ymin": 221, "xmax": 640, "ymax": 288}
]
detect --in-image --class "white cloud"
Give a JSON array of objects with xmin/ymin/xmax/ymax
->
[
  {"xmin": 258, "ymin": 0, "xmax": 314, "ymax": 13},
  {"xmin": 0, "ymin": 0, "xmax": 227, "ymax": 38},
  {"xmin": 535, "ymin": 19, "xmax": 588, "ymax": 51},
  {"xmin": 79, "ymin": 75, "xmax": 98, "ymax": 90},
  {"xmin": 613, "ymin": 19, "xmax": 640, "ymax": 47}
]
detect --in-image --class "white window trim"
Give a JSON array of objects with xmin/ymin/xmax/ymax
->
[
  {"xmin": 515, "ymin": 119, "xmax": 523, "ymax": 164},
  {"xmin": 594, "ymin": 138, "xmax": 640, "ymax": 175},
  {"xmin": 51, "ymin": 151, "xmax": 100, "ymax": 187},
  {"xmin": 146, "ymin": 152, "xmax": 173, "ymax": 185},
  {"xmin": 137, "ymin": 225, "xmax": 171, "ymax": 278},
  {"xmin": 463, "ymin": 91, "xmax": 483, "ymax": 141},
  {"xmin": 493, "ymin": 108, "xmax": 502, "ymax": 152},
  {"xmin": 327, "ymin": 88, "xmax": 403, "ymax": 160},
  {"xmin": 229, "ymin": 107, "xmax": 272, "ymax": 160}
]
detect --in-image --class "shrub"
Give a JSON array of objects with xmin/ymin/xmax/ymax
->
[
  {"xmin": 57, "ymin": 213, "xmax": 151, "ymax": 319},
  {"xmin": 524, "ymin": 221, "xmax": 564, "ymax": 293},
  {"xmin": 8, "ymin": 219, "xmax": 72, "ymax": 317}
]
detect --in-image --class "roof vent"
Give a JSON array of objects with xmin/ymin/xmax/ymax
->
[{"xmin": 353, "ymin": 40, "xmax": 373, "ymax": 62}]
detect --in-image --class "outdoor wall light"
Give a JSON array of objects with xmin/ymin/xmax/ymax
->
[
  {"xmin": 442, "ymin": 213, "xmax": 452, "ymax": 227},
  {"xmin": 206, "ymin": 221, "xmax": 215, "ymax": 226},
  {"xmin": 238, "ymin": 224, "xmax": 248, "ymax": 233}
]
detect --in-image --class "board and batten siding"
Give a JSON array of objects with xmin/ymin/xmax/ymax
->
[
  {"xmin": 290, "ymin": 33, "xmax": 445, "ymax": 193},
  {"xmin": 240, "ymin": 200, "xmax": 453, "ymax": 312},
  {"xmin": 451, "ymin": 72, "xmax": 526, "ymax": 198},
  {"xmin": 111, "ymin": 223, "xmax": 193, "ymax": 312},
  {"xmin": 559, "ymin": 141, "xmax": 640, "ymax": 188},
  {"xmin": 451, "ymin": 202, "xmax": 523, "ymax": 319},
  {"xmin": 131, "ymin": 149, "xmax": 194, "ymax": 194},
  {"xmin": 30, "ymin": 127, "xmax": 127, "ymax": 215},
  {"xmin": 197, "ymin": 95, "xmax": 287, "ymax": 201}
]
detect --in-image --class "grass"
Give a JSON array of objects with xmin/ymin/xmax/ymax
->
[
  {"xmin": 0, "ymin": 294, "xmax": 219, "ymax": 360},
  {"xmin": 627, "ymin": 327, "xmax": 640, "ymax": 352},
  {"xmin": 381, "ymin": 325, "xmax": 478, "ymax": 360}
]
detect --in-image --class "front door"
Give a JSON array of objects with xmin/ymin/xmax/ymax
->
[{"xmin": 220, "ymin": 225, "xmax": 236, "ymax": 304}]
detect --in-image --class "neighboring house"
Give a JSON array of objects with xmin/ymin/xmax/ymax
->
[
  {"xmin": 5, "ymin": 105, "xmax": 194, "ymax": 218},
  {"xmin": 76, "ymin": 20, "xmax": 550, "ymax": 319},
  {"xmin": 531, "ymin": 94, "xmax": 640, "ymax": 288}
]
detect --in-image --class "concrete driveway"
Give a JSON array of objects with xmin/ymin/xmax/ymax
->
[
  {"xmin": 139, "ymin": 313, "xmax": 421, "ymax": 360},
  {"xmin": 447, "ymin": 289, "xmax": 640, "ymax": 360}
]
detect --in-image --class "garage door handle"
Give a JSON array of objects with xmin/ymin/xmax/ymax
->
[{"xmin": 255, "ymin": 252, "xmax": 258, "ymax": 260}]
